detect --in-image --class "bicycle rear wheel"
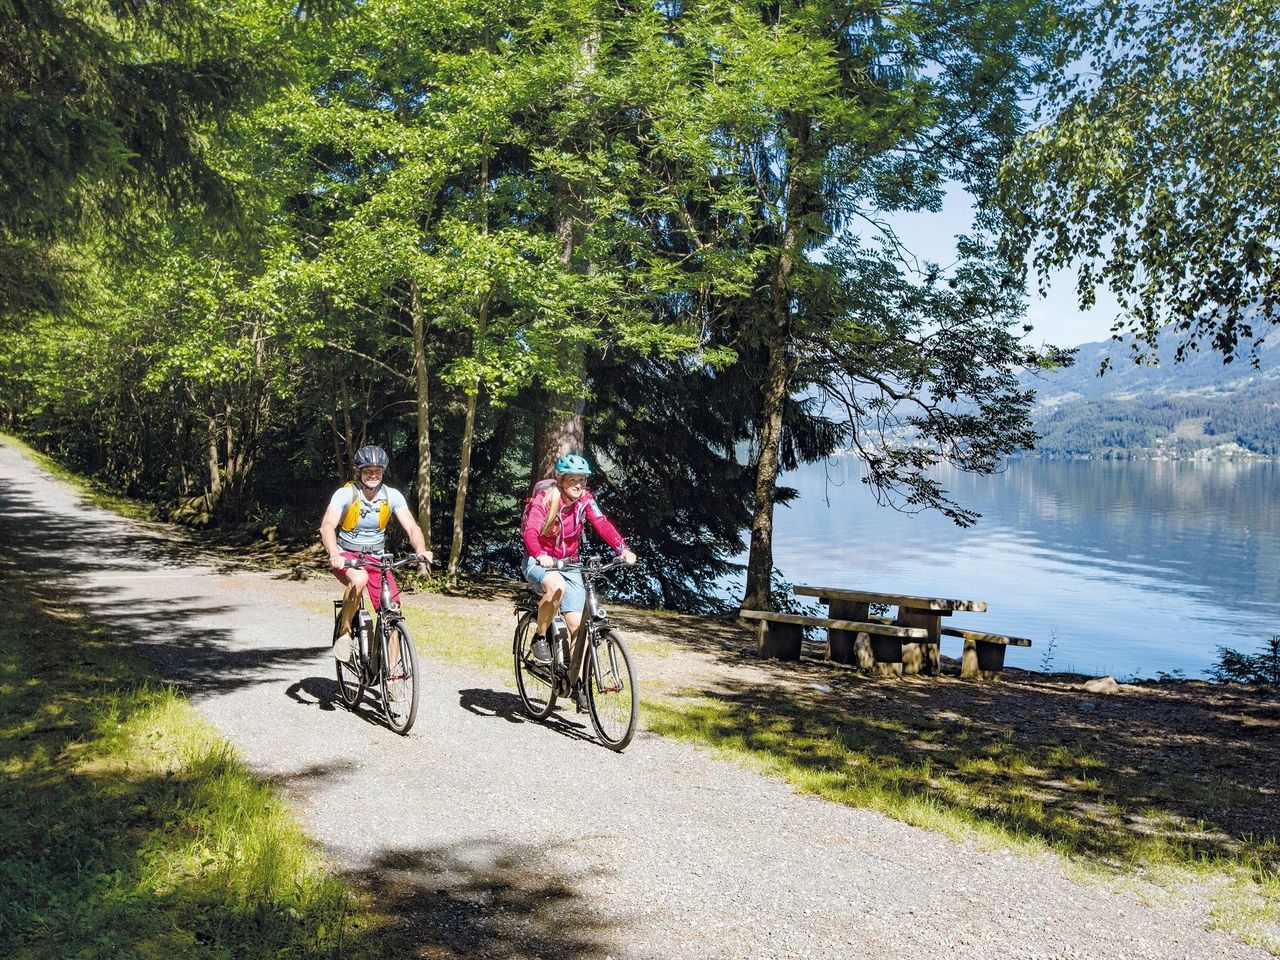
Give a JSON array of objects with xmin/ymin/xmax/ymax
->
[
  {"xmin": 380, "ymin": 622, "xmax": 419, "ymax": 735},
  {"xmin": 513, "ymin": 611, "xmax": 556, "ymax": 719},
  {"xmin": 334, "ymin": 609, "xmax": 364, "ymax": 709},
  {"xmin": 585, "ymin": 628, "xmax": 637, "ymax": 751}
]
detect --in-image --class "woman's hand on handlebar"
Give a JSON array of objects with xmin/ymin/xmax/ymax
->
[
  {"xmin": 537, "ymin": 554, "xmax": 554, "ymax": 569},
  {"xmin": 621, "ymin": 549, "xmax": 637, "ymax": 566},
  {"xmin": 329, "ymin": 551, "xmax": 347, "ymax": 570}
]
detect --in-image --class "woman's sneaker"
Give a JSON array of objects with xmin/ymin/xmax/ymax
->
[
  {"xmin": 333, "ymin": 632, "xmax": 354, "ymax": 663},
  {"xmin": 530, "ymin": 633, "xmax": 552, "ymax": 665}
]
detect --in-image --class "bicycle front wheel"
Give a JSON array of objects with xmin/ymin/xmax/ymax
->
[
  {"xmin": 380, "ymin": 622, "xmax": 419, "ymax": 735},
  {"xmin": 334, "ymin": 613, "xmax": 365, "ymax": 709},
  {"xmin": 586, "ymin": 628, "xmax": 637, "ymax": 751},
  {"xmin": 513, "ymin": 611, "xmax": 556, "ymax": 720}
]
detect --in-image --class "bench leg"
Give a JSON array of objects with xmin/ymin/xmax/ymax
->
[
  {"xmin": 896, "ymin": 609, "xmax": 942, "ymax": 676},
  {"xmin": 827, "ymin": 628, "xmax": 878, "ymax": 671},
  {"xmin": 757, "ymin": 619, "xmax": 803, "ymax": 661},
  {"xmin": 960, "ymin": 639, "xmax": 1006, "ymax": 681},
  {"xmin": 868, "ymin": 633, "xmax": 904, "ymax": 678},
  {"xmin": 826, "ymin": 627, "xmax": 857, "ymax": 665},
  {"xmin": 854, "ymin": 632, "xmax": 876, "ymax": 672},
  {"xmin": 825, "ymin": 600, "xmax": 870, "ymax": 667}
]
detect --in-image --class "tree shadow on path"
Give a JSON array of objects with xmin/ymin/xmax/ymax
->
[{"xmin": 0, "ymin": 474, "xmax": 325, "ymax": 697}]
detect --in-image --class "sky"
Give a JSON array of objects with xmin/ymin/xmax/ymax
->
[{"xmin": 885, "ymin": 188, "xmax": 1121, "ymax": 350}]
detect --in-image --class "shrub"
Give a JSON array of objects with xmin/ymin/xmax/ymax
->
[{"xmin": 1207, "ymin": 635, "xmax": 1280, "ymax": 686}]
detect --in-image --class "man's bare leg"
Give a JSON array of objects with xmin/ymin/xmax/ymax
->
[{"xmin": 338, "ymin": 571, "xmax": 368, "ymax": 638}]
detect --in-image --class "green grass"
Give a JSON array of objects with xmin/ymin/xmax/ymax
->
[
  {"xmin": 403, "ymin": 605, "xmax": 512, "ymax": 674},
  {"xmin": 0, "ymin": 582, "xmax": 402, "ymax": 959}
]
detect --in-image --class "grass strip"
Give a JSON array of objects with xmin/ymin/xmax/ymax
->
[{"xmin": 0, "ymin": 575, "xmax": 402, "ymax": 959}]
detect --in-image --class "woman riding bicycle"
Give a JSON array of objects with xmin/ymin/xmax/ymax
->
[
  {"xmin": 320, "ymin": 444, "xmax": 432, "ymax": 661},
  {"xmin": 522, "ymin": 452, "xmax": 637, "ymax": 666}
]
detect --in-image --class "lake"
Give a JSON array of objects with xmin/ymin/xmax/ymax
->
[{"xmin": 736, "ymin": 458, "xmax": 1280, "ymax": 679}]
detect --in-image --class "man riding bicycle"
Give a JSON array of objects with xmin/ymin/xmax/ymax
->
[
  {"xmin": 320, "ymin": 444, "xmax": 432, "ymax": 661},
  {"xmin": 522, "ymin": 452, "xmax": 637, "ymax": 669}
]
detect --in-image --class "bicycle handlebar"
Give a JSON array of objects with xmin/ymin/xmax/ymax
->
[
  {"xmin": 545, "ymin": 555, "xmax": 634, "ymax": 576},
  {"xmin": 342, "ymin": 553, "xmax": 436, "ymax": 571}
]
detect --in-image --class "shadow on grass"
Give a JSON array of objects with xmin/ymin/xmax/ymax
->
[
  {"xmin": 646, "ymin": 665, "xmax": 1280, "ymax": 880},
  {"xmin": 0, "ymin": 570, "xmax": 621, "ymax": 960},
  {"xmin": 598, "ymin": 592, "xmax": 1280, "ymax": 876}
]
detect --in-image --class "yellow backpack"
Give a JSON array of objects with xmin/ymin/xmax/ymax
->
[{"xmin": 339, "ymin": 482, "xmax": 391, "ymax": 532}]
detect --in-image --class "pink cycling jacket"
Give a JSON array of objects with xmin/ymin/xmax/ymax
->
[{"xmin": 522, "ymin": 486, "xmax": 628, "ymax": 561}]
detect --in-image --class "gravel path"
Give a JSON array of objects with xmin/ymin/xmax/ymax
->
[{"xmin": 1, "ymin": 439, "xmax": 1269, "ymax": 960}]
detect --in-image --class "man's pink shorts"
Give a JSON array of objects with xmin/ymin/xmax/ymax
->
[{"xmin": 332, "ymin": 550, "xmax": 400, "ymax": 611}]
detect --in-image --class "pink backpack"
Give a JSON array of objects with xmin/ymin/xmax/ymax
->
[
  {"xmin": 521, "ymin": 478, "xmax": 589, "ymax": 545},
  {"xmin": 521, "ymin": 478, "xmax": 557, "ymax": 529}
]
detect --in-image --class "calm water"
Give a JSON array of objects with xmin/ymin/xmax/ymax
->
[{"xmin": 736, "ymin": 458, "xmax": 1280, "ymax": 679}]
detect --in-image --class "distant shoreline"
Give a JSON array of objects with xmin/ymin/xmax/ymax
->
[{"xmin": 1012, "ymin": 449, "xmax": 1278, "ymax": 463}]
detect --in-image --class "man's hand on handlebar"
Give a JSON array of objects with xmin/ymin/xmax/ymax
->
[
  {"xmin": 621, "ymin": 549, "xmax": 637, "ymax": 566},
  {"xmin": 329, "ymin": 552, "xmax": 347, "ymax": 571}
]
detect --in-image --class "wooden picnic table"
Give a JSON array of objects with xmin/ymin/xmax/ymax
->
[
  {"xmin": 795, "ymin": 585, "xmax": 986, "ymax": 676},
  {"xmin": 740, "ymin": 585, "xmax": 1030, "ymax": 679},
  {"xmin": 793, "ymin": 585, "xmax": 1003, "ymax": 678}
]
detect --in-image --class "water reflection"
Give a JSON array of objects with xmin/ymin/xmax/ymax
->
[{"xmin": 760, "ymin": 458, "xmax": 1280, "ymax": 678}]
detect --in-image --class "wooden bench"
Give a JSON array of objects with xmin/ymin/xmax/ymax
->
[
  {"xmin": 739, "ymin": 610, "xmax": 928, "ymax": 677},
  {"xmin": 795, "ymin": 585, "xmax": 989, "ymax": 677},
  {"xmin": 941, "ymin": 627, "xmax": 1032, "ymax": 680}
]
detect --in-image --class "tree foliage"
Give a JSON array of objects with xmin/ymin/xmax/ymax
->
[
  {"xmin": 1001, "ymin": 0, "xmax": 1280, "ymax": 364},
  {"xmin": 0, "ymin": 0, "xmax": 281, "ymax": 320},
  {"xmin": 2, "ymin": 0, "xmax": 1073, "ymax": 612}
]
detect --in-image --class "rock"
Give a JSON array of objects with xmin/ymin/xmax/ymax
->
[{"xmin": 1083, "ymin": 675, "xmax": 1120, "ymax": 694}]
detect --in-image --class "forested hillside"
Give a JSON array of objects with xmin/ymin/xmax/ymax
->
[{"xmin": 1026, "ymin": 331, "xmax": 1280, "ymax": 457}]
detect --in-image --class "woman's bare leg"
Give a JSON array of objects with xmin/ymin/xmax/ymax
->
[{"xmin": 537, "ymin": 572, "xmax": 566, "ymax": 636}]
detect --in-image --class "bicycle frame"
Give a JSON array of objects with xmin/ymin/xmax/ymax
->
[
  {"xmin": 334, "ymin": 550, "xmax": 428, "ymax": 735},
  {"xmin": 347, "ymin": 552, "xmax": 413, "ymax": 680},
  {"xmin": 522, "ymin": 556, "xmax": 625, "ymax": 692}
]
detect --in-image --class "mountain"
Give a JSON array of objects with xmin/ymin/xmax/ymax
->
[{"xmin": 1022, "ymin": 328, "xmax": 1280, "ymax": 458}]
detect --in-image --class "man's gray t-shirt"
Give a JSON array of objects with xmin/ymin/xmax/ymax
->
[{"xmin": 329, "ymin": 484, "xmax": 407, "ymax": 552}]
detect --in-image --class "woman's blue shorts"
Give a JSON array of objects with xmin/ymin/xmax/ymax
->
[{"xmin": 523, "ymin": 557, "xmax": 586, "ymax": 614}]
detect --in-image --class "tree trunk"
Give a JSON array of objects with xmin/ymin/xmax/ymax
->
[
  {"xmin": 204, "ymin": 411, "xmax": 222, "ymax": 514},
  {"xmin": 527, "ymin": 24, "xmax": 596, "ymax": 486},
  {"xmin": 531, "ymin": 389, "xmax": 586, "ymax": 484},
  {"xmin": 742, "ymin": 313, "xmax": 791, "ymax": 610},
  {"xmin": 448, "ymin": 151, "xmax": 490, "ymax": 580},
  {"xmin": 448, "ymin": 292, "xmax": 490, "ymax": 578},
  {"xmin": 338, "ymin": 372, "xmax": 355, "ymax": 479},
  {"xmin": 742, "ymin": 116, "xmax": 811, "ymax": 611},
  {"xmin": 411, "ymin": 278, "xmax": 433, "ymax": 553}
]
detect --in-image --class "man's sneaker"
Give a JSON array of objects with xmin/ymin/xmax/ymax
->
[
  {"xmin": 574, "ymin": 685, "xmax": 590, "ymax": 713},
  {"xmin": 333, "ymin": 632, "xmax": 354, "ymax": 663},
  {"xmin": 529, "ymin": 633, "xmax": 552, "ymax": 665}
]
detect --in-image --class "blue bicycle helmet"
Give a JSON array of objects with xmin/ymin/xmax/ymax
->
[
  {"xmin": 354, "ymin": 444, "xmax": 389, "ymax": 470},
  {"xmin": 554, "ymin": 452, "xmax": 592, "ymax": 476}
]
